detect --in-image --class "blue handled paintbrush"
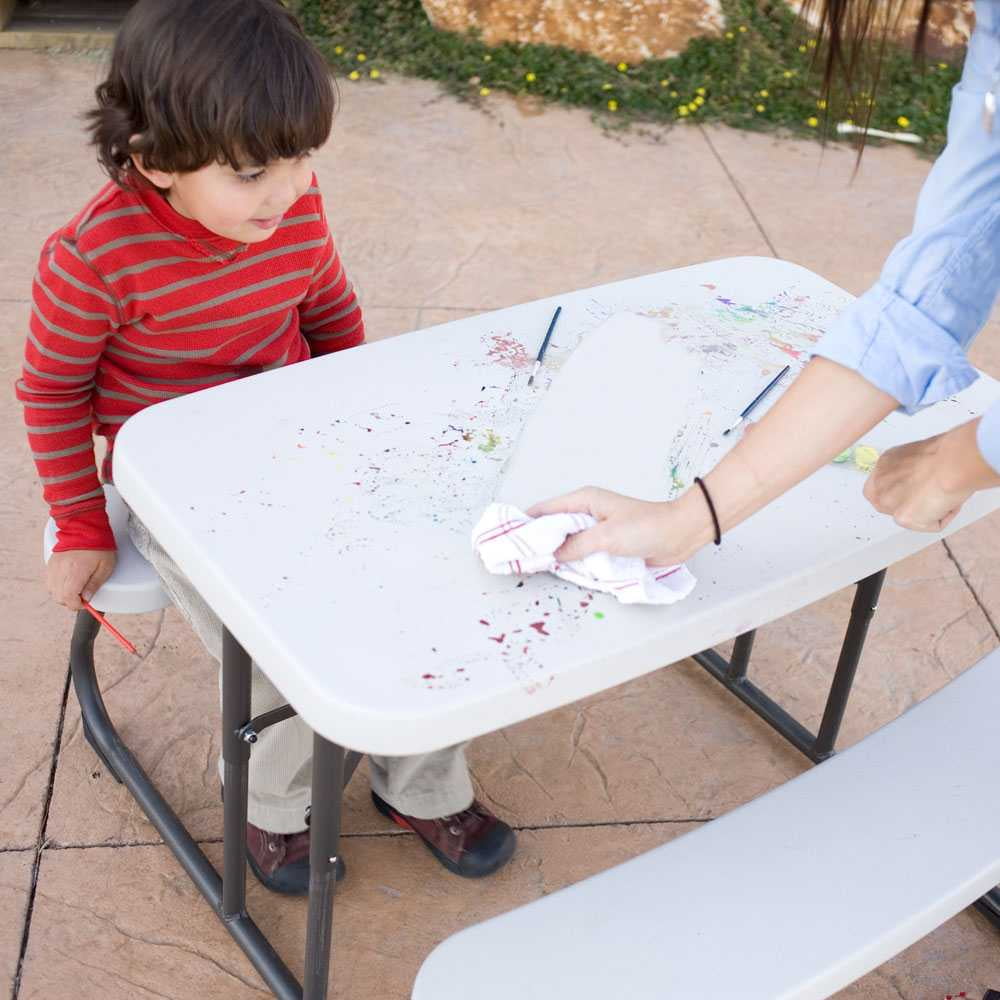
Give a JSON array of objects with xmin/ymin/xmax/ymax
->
[
  {"xmin": 527, "ymin": 306, "xmax": 562, "ymax": 387},
  {"xmin": 723, "ymin": 364, "xmax": 790, "ymax": 435}
]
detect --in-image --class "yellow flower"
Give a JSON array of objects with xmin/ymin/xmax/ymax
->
[
  {"xmin": 693, "ymin": 95, "xmax": 705, "ymax": 106},
  {"xmin": 897, "ymin": 115, "xmax": 911, "ymax": 128},
  {"xmin": 356, "ymin": 52, "xmax": 367, "ymax": 62},
  {"xmin": 808, "ymin": 39, "xmax": 817, "ymax": 48},
  {"xmin": 696, "ymin": 86, "xmax": 706, "ymax": 96},
  {"xmin": 348, "ymin": 70, "xmax": 360, "ymax": 81},
  {"xmin": 798, "ymin": 44, "xmax": 807, "ymax": 52},
  {"xmin": 806, "ymin": 116, "xmax": 819, "ymax": 127},
  {"xmin": 670, "ymin": 90, "xmax": 679, "ymax": 97},
  {"xmin": 483, "ymin": 53, "xmax": 492, "ymax": 61},
  {"xmin": 480, "ymin": 86, "xmax": 491, "ymax": 96},
  {"xmin": 758, "ymin": 89, "xmax": 769, "ymax": 97},
  {"xmin": 617, "ymin": 62, "xmax": 628, "ymax": 72},
  {"xmin": 725, "ymin": 31, "xmax": 734, "ymax": 39},
  {"xmin": 525, "ymin": 71, "xmax": 536, "ymax": 82},
  {"xmin": 607, "ymin": 99, "xmax": 619, "ymax": 111},
  {"xmin": 333, "ymin": 45, "xmax": 344, "ymax": 55},
  {"xmin": 755, "ymin": 103, "xmax": 766, "ymax": 113},
  {"xmin": 369, "ymin": 68, "xmax": 380, "ymax": 79},
  {"xmin": 938, "ymin": 61, "xmax": 948, "ymax": 69},
  {"xmin": 678, "ymin": 105, "xmax": 690, "ymax": 117},
  {"xmin": 602, "ymin": 83, "xmax": 614, "ymax": 91},
  {"xmin": 660, "ymin": 79, "xmax": 670, "ymax": 87},
  {"xmin": 817, "ymin": 98, "xmax": 827, "ymax": 109},
  {"xmin": 738, "ymin": 25, "xmax": 748, "ymax": 33},
  {"xmin": 783, "ymin": 70, "xmax": 795, "ymax": 78}
]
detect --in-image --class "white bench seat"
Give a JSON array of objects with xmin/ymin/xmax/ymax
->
[{"xmin": 414, "ymin": 652, "xmax": 1000, "ymax": 1000}]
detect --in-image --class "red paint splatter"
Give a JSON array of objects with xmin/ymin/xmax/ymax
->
[
  {"xmin": 488, "ymin": 633, "xmax": 506, "ymax": 644},
  {"xmin": 770, "ymin": 336, "xmax": 803, "ymax": 360},
  {"xmin": 421, "ymin": 673, "xmax": 436, "ymax": 680},
  {"xmin": 486, "ymin": 334, "xmax": 531, "ymax": 370},
  {"xmin": 701, "ymin": 283, "xmax": 717, "ymax": 290},
  {"xmin": 529, "ymin": 621, "xmax": 550, "ymax": 636},
  {"xmin": 580, "ymin": 601, "xmax": 590, "ymax": 608},
  {"xmin": 478, "ymin": 619, "xmax": 490, "ymax": 626}
]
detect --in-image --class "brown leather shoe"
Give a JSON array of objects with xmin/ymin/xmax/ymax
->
[
  {"xmin": 371, "ymin": 791, "xmax": 516, "ymax": 878},
  {"xmin": 245, "ymin": 822, "xmax": 346, "ymax": 895}
]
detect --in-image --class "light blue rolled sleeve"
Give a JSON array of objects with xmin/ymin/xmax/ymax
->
[{"xmin": 815, "ymin": 0, "xmax": 1000, "ymax": 470}]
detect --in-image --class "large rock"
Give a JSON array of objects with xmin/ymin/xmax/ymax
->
[
  {"xmin": 420, "ymin": 0, "xmax": 972, "ymax": 65},
  {"xmin": 789, "ymin": 0, "xmax": 972, "ymax": 53},
  {"xmin": 420, "ymin": 0, "xmax": 725, "ymax": 64}
]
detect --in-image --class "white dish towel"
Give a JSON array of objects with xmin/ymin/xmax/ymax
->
[{"xmin": 472, "ymin": 502, "xmax": 696, "ymax": 606}]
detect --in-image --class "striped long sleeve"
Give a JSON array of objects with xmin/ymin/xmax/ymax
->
[
  {"xmin": 16, "ymin": 176, "xmax": 366, "ymax": 551},
  {"xmin": 17, "ymin": 235, "xmax": 118, "ymax": 550},
  {"xmin": 298, "ymin": 225, "xmax": 364, "ymax": 353}
]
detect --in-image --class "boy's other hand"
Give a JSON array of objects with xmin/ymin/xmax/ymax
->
[{"xmin": 46, "ymin": 550, "xmax": 117, "ymax": 609}]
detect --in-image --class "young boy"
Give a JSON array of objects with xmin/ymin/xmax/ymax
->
[{"xmin": 17, "ymin": 0, "xmax": 515, "ymax": 894}]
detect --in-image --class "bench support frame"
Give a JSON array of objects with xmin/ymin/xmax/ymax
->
[{"xmin": 70, "ymin": 612, "xmax": 354, "ymax": 999}]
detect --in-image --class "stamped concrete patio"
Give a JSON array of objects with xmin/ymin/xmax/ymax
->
[{"xmin": 1, "ymin": 46, "xmax": 999, "ymax": 999}]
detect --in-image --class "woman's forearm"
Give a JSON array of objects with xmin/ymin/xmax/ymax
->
[{"xmin": 674, "ymin": 358, "xmax": 898, "ymax": 554}]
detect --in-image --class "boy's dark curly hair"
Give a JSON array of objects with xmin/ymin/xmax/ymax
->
[{"xmin": 87, "ymin": 0, "xmax": 336, "ymax": 184}]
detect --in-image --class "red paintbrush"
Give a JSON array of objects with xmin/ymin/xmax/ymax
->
[{"xmin": 82, "ymin": 601, "xmax": 138, "ymax": 656}]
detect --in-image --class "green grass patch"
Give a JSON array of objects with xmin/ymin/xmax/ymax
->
[{"xmin": 293, "ymin": 0, "xmax": 960, "ymax": 152}]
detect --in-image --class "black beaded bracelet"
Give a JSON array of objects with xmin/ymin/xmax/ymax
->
[{"xmin": 693, "ymin": 476, "xmax": 722, "ymax": 546}]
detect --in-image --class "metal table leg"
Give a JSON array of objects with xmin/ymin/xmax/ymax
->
[
  {"xmin": 303, "ymin": 735, "xmax": 344, "ymax": 1000},
  {"xmin": 692, "ymin": 569, "xmax": 886, "ymax": 764},
  {"xmin": 975, "ymin": 887, "xmax": 1000, "ymax": 931}
]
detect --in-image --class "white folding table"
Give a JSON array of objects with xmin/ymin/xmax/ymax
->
[{"xmin": 79, "ymin": 257, "xmax": 1000, "ymax": 998}]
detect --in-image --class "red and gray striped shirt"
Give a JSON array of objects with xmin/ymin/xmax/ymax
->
[{"xmin": 16, "ymin": 176, "xmax": 364, "ymax": 552}]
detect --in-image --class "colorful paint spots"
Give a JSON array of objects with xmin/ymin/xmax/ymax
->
[
  {"xmin": 833, "ymin": 444, "xmax": 880, "ymax": 472},
  {"xmin": 529, "ymin": 621, "xmax": 550, "ymax": 636},
  {"xmin": 769, "ymin": 334, "xmax": 804, "ymax": 360},
  {"xmin": 485, "ymin": 333, "xmax": 531, "ymax": 369},
  {"xmin": 478, "ymin": 430, "xmax": 501, "ymax": 453}
]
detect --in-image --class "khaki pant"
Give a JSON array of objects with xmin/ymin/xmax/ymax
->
[{"xmin": 129, "ymin": 515, "xmax": 474, "ymax": 833}]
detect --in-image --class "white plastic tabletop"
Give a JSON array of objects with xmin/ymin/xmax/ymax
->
[{"xmin": 112, "ymin": 257, "xmax": 1000, "ymax": 755}]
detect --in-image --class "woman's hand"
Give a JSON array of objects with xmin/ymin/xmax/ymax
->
[
  {"xmin": 46, "ymin": 549, "xmax": 117, "ymax": 609},
  {"xmin": 864, "ymin": 418, "xmax": 1000, "ymax": 531},
  {"xmin": 527, "ymin": 487, "xmax": 711, "ymax": 566}
]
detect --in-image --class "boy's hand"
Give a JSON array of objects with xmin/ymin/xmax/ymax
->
[{"xmin": 46, "ymin": 550, "xmax": 117, "ymax": 609}]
